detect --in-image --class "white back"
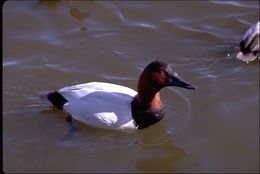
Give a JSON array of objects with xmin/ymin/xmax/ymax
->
[
  {"xmin": 59, "ymin": 82, "xmax": 137, "ymax": 101},
  {"xmin": 59, "ymin": 82, "xmax": 138, "ymax": 130}
]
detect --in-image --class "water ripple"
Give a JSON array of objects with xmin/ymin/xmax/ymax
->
[
  {"xmin": 210, "ymin": 0, "xmax": 259, "ymax": 9},
  {"xmin": 3, "ymin": 60, "xmax": 21, "ymax": 67}
]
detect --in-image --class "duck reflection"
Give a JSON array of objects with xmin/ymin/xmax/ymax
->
[{"xmin": 136, "ymin": 123, "xmax": 198, "ymax": 173}]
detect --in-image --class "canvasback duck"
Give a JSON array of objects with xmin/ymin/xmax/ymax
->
[
  {"xmin": 237, "ymin": 21, "xmax": 260, "ymax": 63},
  {"xmin": 44, "ymin": 61, "xmax": 197, "ymax": 130}
]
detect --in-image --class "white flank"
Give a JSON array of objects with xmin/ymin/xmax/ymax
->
[{"xmin": 57, "ymin": 82, "xmax": 138, "ymax": 130}]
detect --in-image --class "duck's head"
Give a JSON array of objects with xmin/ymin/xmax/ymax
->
[
  {"xmin": 137, "ymin": 61, "xmax": 197, "ymax": 102},
  {"xmin": 237, "ymin": 21, "xmax": 260, "ymax": 63}
]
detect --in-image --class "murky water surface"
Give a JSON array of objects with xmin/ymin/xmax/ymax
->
[{"xmin": 3, "ymin": 1, "xmax": 259, "ymax": 173}]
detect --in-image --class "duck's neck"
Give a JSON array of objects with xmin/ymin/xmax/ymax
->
[
  {"xmin": 137, "ymin": 88, "xmax": 163, "ymax": 110},
  {"xmin": 136, "ymin": 70, "xmax": 164, "ymax": 110},
  {"xmin": 131, "ymin": 76, "xmax": 165, "ymax": 129}
]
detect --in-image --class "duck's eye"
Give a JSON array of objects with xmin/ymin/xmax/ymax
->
[
  {"xmin": 159, "ymin": 70, "xmax": 167, "ymax": 76},
  {"xmin": 152, "ymin": 70, "xmax": 166, "ymax": 81}
]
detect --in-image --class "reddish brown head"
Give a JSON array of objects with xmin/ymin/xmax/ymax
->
[
  {"xmin": 137, "ymin": 61, "xmax": 197, "ymax": 109},
  {"xmin": 132, "ymin": 61, "xmax": 197, "ymax": 129}
]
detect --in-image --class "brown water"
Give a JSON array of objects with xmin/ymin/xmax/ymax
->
[{"xmin": 3, "ymin": 0, "xmax": 259, "ymax": 173}]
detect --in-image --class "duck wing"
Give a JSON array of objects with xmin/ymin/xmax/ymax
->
[{"xmin": 63, "ymin": 91, "xmax": 137, "ymax": 130}]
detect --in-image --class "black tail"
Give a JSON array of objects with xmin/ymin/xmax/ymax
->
[{"xmin": 47, "ymin": 91, "xmax": 68, "ymax": 110}]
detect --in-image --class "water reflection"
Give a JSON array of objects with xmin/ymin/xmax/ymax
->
[
  {"xmin": 40, "ymin": 107, "xmax": 80, "ymax": 141},
  {"xmin": 39, "ymin": 0, "xmax": 68, "ymax": 10},
  {"xmin": 69, "ymin": 7, "xmax": 90, "ymax": 21},
  {"xmin": 136, "ymin": 124, "xmax": 200, "ymax": 173},
  {"xmin": 39, "ymin": 0, "xmax": 91, "ymax": 21}
]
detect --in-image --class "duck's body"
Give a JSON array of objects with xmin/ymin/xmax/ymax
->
[
  {"xmin": 237, "ymin": 21, "xmax": 260, "ymax": 63},
  {"xmin": 56, "ymin": 82, "xmax": 138, "ymax": 130},
  {"xmin": 45, "ymin": 61, "xmax": 197, "ymax": 130}
]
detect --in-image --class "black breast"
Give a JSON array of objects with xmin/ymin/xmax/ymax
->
[{"xmin": 131, "ymin": 98, "xmax": 165, "ymax": 129}]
